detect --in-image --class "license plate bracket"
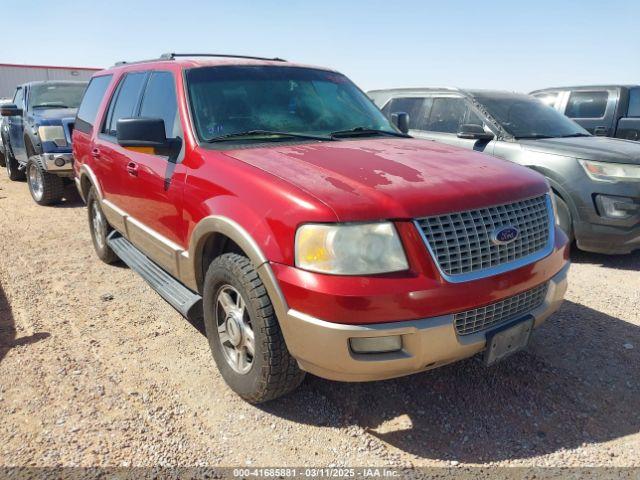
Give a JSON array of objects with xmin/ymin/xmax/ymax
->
[{"xmin": 484, "ymin": 315, "xmax": 534, "ymax": 366}]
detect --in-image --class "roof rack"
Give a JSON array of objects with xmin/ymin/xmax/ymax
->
[
  {"xmin": 112, "ymin": 53, "xmax": 286, "ymax": 68},
  {"xmin": 159, "ymin": 53, "xmax": 287, "ymax": 62}
]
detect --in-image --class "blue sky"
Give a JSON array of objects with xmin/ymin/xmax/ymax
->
[{"xmin": 2, "ymin": 0, "xmax": 638, "ymax": 92}]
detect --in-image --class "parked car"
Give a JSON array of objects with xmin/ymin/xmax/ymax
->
[
  {"xmin": 530, "ymin": 85, "xmax": 640, "ymax": 141},
  {"xmin": 73, "ymin": 54, "xmax": 569, "ymax": 403},
  {"xmin": 369, "ymin": 88, "xmax": 640, "ymax": 254},
  {"xmin": 0, "ymin": 81, "xmax": 87, "ymax": 204},
  {"xmin": 0, "ymin": 97, "xmax": 12, "ymax": 168}
]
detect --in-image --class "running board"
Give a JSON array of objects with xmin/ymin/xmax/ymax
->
[{"xmin": 106, "ymin": 232, "xmax": 202, "ymax": 320}]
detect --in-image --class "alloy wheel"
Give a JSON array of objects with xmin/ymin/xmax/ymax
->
[
  {"xmin": 215, "ymin": 285, "xmax": 255, "ymax": 374},
  {"xmin": 28, "ymin": 163, "xmax": 44, "ymax": 201}
]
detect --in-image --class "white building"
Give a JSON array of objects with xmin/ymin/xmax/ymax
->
[{"xmin": 0, "ymin": 63, "xmax": 101, "ymax": 98}]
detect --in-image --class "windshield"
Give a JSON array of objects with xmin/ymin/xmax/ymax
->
[
  {"xmin": 186, "ymin": 66, "xmax": 396, "ymax": 142},
  {"xmin": 473, "ymin": 93, "xmax": 590, "ymax": 139},
  {"xmin": 29, "ymin": 83, "xmax": 87, "ymax": 109}
]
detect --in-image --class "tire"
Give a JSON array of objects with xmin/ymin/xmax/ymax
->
[
  {"xmin": 26, "ymin": 158, "xmax": 64, "ymax": 205},
  {"xmin": 4, "ymin": 142, "xmax": 25, "ymax": 181},
  {"xmin": 203, "ymin": 253, "xmax": 304, "ymax": 403},
  {"xmin": 554, "ymin": 193, "xmax": 574, "ymax": 243},
  {"xmin": 87, "ymin": 187, "xmax": 119, "ymax": 264}
]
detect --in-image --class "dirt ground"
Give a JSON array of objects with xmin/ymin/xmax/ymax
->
[{"xmin": 0, "ymin": 173, "xmax": 639, "ymax": 470}]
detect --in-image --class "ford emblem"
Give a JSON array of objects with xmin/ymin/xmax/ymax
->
[{"xmin": 491, "ymin": 226, "xmax": 519, "ymax": 245}]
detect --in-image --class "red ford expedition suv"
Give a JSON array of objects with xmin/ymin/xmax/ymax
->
[{"xmin": 73, "ymin": 53, "xmax": 570, "ymax": 403}]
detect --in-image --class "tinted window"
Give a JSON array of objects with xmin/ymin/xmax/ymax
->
[
  {"xmin": 29, "ymin": 82, "xmax": 87, "ymax": 109},
  {"xmin": 76, "ymin": 75, "xmax": 113, "ymax": 133},
  {"xmin": 103, "ymin": 72, "xmax": 147, "ymax": 136},
  {"xmin": 186, "ymin": 66, "xmax": 394, "ymax": 141},
  {"xmin": 384, "ymin": 97, "xmax": 435, "ymax": 130},
  {"xmin": 628, "ymin": 88, "xmax": 640, "ymax": 117},
  {"xmin": 424, "ymin": 97, "xmax": 482, "ymax": 133},
  {"xmin": 139, "ymin": 72, "xmax": 181, "ymax": 138},
  {"xmin": 565, "ymin": 91, "xmax": 608, "ymax": 118}
]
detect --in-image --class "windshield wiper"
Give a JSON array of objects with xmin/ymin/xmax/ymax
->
[
  {"xmin": 205, "ymin": 130, "xmax": 333, "ymax": 143},
  {"xmin": 558, "ymin": 133, "xmax": 591, "ymax": 138},
  {"xmin": 330, "ymin": 127, "xmax": 410, "ymax": 139},
  {"xmin": 32, "ymin": 104, "xmax": 70, "ymax": 109},
  {"xmin": 514, "ymin": 134, "xmax": 555, "ymax": 140}
]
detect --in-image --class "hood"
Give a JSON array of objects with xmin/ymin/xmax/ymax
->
[
  {"xmin": 219, "ymin": 138, "xmax": 548, "ymax": 221},
  {"xmin": 519, "ymin": 136, "xmax": 640, "ymax": 165},
  {"xmin": 31, "ymin": 107, "xmax": 78, "ymax": 124}
]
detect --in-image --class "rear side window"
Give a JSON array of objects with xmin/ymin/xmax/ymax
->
[
  {"xmin": 565, "ymin": 91, "xmax": 608, "ymax": 118},
  {"xmin": 139, "ymin": 72, "xmax": 182, "ymax": 138},
  {"xmin": 102, "ymin": 72, "xmax": 147, "ymax": 136},
  {"xmin": 76, "ymin": 75, "xmax": 113, "ymax": 134},
  {"xmin": 628, "ymin": 88, "xmax": 640, "ymax": 117}
]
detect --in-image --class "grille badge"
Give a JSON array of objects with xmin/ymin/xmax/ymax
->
[{"xmin": 491, "ymin": 226, "xmax": 520, "ymax": 245}]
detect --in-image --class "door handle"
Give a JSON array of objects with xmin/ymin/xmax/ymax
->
[
  {"xmin": 593, "ymin": 126, "xmax": 609, "ymax": 136},
  {"xmin": 91, "ymin": 148, "xmax": 100, "ymax": 158},
  {"xmin": 126, "ymin": 161, "xmax": 139, "ymax": 176}
]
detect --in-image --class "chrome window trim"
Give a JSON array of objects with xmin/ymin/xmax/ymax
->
[{"xmin": 414, "ymin": 194, "xmax": 555, "ymax": 284}]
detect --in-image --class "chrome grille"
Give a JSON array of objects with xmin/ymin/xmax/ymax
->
[
  {"xmin": 416, "ymin": 195, "xmax": 551, "ymax": 278},
  {"xmin": 454, "ymin": 282, "xmax": 548, "ymax": 335}
]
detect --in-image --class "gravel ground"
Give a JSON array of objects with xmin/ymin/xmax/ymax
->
[{"xmin": 0, "ymin": 173, "xmax": 639, "ymax": 471}]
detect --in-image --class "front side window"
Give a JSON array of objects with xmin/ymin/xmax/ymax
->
[
  {"xmin": 474, "ymin": 93, "xmax": 589, "ymax": 139},
  {"xmin": 29, "ymin": 82, "xmax": 87, "ymax": 110},
  {"xmin": 13, "ymin": 87, "xmax": 24, "ymax": 108},
  {"xmin": 628, "ymin": 88, "xmax": 640, "ymax": 117},
  {"xmin": 384, "ymin": 97, "xmax": 432, "ymax": 130},
  {"xmin": 424, "ymin": 97, "xmax": 482, "ymax": 133},
  {"xmin": 186, "ymin": 66, "xmax": 395, "ymax": 142},
  {"xmin": 565, "ymin": 91, "xmax": 608, "ymax": 118},
  {"xmin": 76, "ymin": 75, "xmax": 113, "ymax": 133},
  {"xmin": 139, "ymin": 72, "xmax": 181, "ymax": 138},
  {"xmin": 103, "ymin": 72, "xmax": 147, "ymax": 136}
]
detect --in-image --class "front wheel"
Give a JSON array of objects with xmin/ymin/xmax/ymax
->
[
  {"xmin": 27, "ymin": 159, "xmax": 64, "ymax": 205},
  {"xmin": 203, "ymin": 253, "xmax": 305, "ymax": 403}
]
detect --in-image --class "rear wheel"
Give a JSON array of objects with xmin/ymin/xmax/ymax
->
[
  {"xmin": 203, "ymin": 253, "xmax": 304, "ymax": 403},
  {"xmin": 87, "ymin": 187, "xmax": 119, "ymax": 264},
  {"xmin": 27, "ymin": 158, "xmax": 64, "ymax": 205},
  {"xmin": 4, "ymin": 143, "xmax": 25, "ymax": 181},
  {"xmin": 554, "ymin": 193, "xmax": 574, "ymax": 243}
]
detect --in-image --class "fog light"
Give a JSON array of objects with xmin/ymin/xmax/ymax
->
[
  {"xmin": 350, "ymin": 335, "xmax": 402, "ymax": 354},
  {"xmin": 54, "ymin": 157, "xmax": 66, "ymax": 167},
  {"xmin": 596, "ymin": 194, "xmax": 639, "ymax": 219}
]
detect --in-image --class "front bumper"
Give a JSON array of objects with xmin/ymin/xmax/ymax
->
[
  {"xmin": 280, "ymin": 262, "xmax": 569, "ymax": 382},
  {"xmin": 40, "ymin": 152, "xmax": 74, "ymax": 174}
]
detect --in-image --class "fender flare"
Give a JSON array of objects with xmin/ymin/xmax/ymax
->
[{"xmin": 77, "ymin": 164, "xmax": 103, "ymax": 202}]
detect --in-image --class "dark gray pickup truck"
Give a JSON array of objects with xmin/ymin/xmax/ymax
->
[{"xmin": 530, "ymin": 85, "xmax": 640, "ymax": 141}]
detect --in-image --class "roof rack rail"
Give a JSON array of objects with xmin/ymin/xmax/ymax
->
[{"xmin": 159, "ymin": 53, "xmax": 287, "ymax": 62}]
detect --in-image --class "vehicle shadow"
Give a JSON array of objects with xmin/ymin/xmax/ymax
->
[
  {"xmin": 0, "ymin": 284, "xmax": 50, "ymax": 364},
  {"xmin": 571, "ymin": 248, "xmax": 640, "ymax": 271},
  {"xmin": 52, "ymin": 183, "xmax": 85, "ymax": 209},
  {"xmin": 262, "ymin": 300, "xmax": 639, "ymax": 463}
]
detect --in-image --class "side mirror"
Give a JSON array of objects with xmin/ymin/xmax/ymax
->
[
  {"xmin": 0, "ymin": 104, "xmax": 22, "ymax": 117},
  {"xmin": 117, "ymin": 118, "xmax": 169, "ymax": 150},
  {"xmin": 457, "ymin": 124, "xmax": 494, "ymax": 141},
  {"xmin": 391, "ymin": 112, "xmax": 409, "ymax": 134}
]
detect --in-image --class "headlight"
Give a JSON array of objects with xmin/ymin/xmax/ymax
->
[
  {"xmin": 38, "ymin": 126, "xmax": 67, "ymax": 147},
  {"xmin": 295, "ymin": 222, "xmax": 409, "ymax": 275},
  {"xmin": 579, "ymin": 160, "xmax": 640, "ymax": 182}
]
